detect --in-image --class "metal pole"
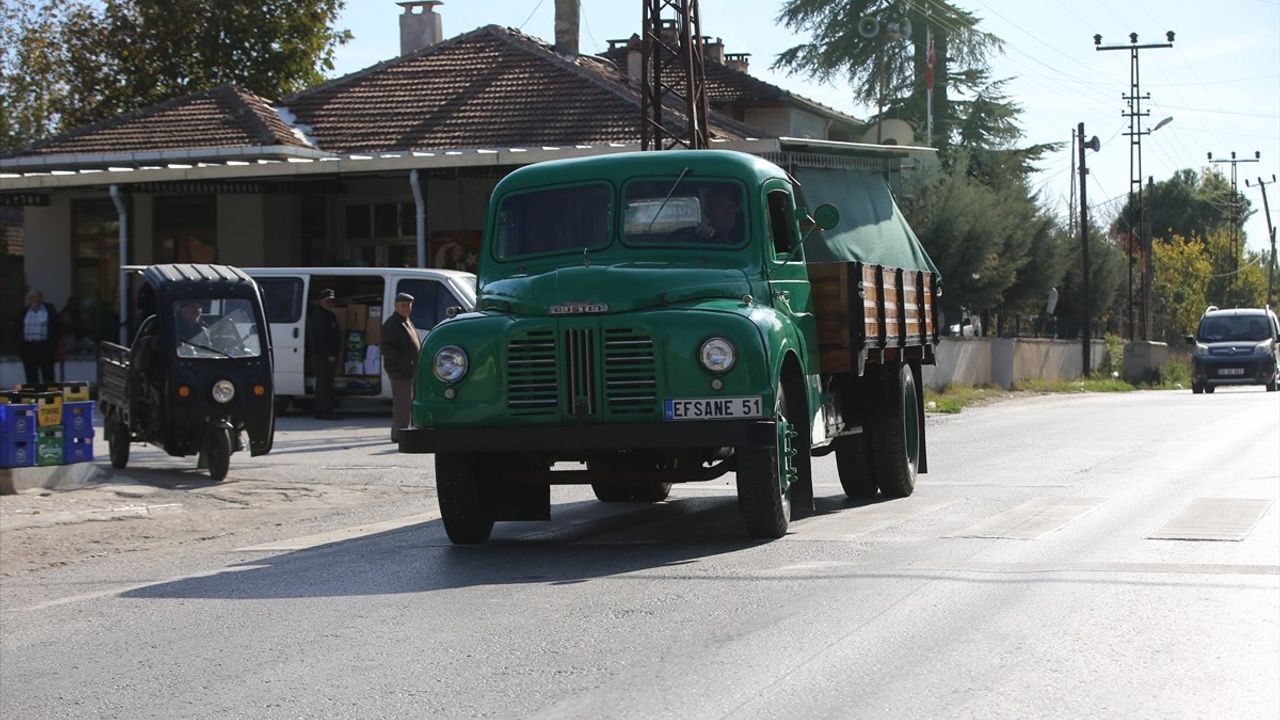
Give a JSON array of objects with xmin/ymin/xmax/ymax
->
[
  {"xmin": 1143, "ymin": 175, "xmax": 1154, "ymax": 340},
  {"xmin": 409, "ymin": 169, "xmax": 426, "ymax": 268},
  {"xmin": 109, "ymin": 184, "xmax": 129, "ymax": 345},
  {"xmin": 1248, "ymin": 175, "xmax": 1277, "ymax": 305},
  {"xmin": 1078, "ymin": 122, "xmax": 1092, "ymax": 376},
  {"xmin": 1209, "ymin": 152, "xmax": 1261, "ymax": 296}
]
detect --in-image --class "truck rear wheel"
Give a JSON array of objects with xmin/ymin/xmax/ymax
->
[
  {"xmin": 107, "ymin": 414, "xmax": 130, "ymax": 470},
  {"xmin": 436, "ymin": 453, "xmax": 494, "ymax": 544},
  {"xmin": 834, "ymin": 432, "xmax": 877, "ymax": 499},
  {"xmin": 868, "ymin": 364, "xmax": 920, "ymax": 499},
  {"xmin": 737, "ymin": 383, "xmax": 793, "ymax": 539}
]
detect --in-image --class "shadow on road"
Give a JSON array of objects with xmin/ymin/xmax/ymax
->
[{"xmin": 117, "ymin": 493, "xmax": 820, "ymax": 601}]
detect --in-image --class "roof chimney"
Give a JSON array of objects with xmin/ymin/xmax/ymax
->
[
  {"xmin": 554, "ymin": 0, "xmax": 579, "ymax": 56},
  {"xmin": 725, "ymin": 53, "xmax": 750, "ymax": 73},
  {"xmin": 626, "ymin": 34, "xmax": 643, "ymax": 85},
  {"xmin": 398, "ymin": 1, "xmax": 443, "ymax": 57},
  {"xmin": 703, "ymin": 37, "xmax": 725, "ymax": 65}
]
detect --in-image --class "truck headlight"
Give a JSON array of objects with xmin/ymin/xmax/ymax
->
[
  {"xmin": 1256, "ymin": 340, "xmax": 1273, "ymax": 356},
  {"xmin": 212, "ymin": 379, "xmax": 236, "ymax": 404},
  {"xmin": 699, "ymin": 337, "xmax": 737, "ymax": 373},
  {"xmin": 433, "ymin": 345, "xmax": 469, "ymax": 383},
  {"xmin": 1194, "ymin": 343, "xmax": 1209, "ymax": 357}
]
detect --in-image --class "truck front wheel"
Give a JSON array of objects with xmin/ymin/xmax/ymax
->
[
  {"xmin": 436, "ymin": 453, "xmax": 495, "ymax": 544},
  {"xmin": 736, "ymin": 383, "xmax": 794, "ymax": 539},
  {"xmin": 868, "ymin": 364, "xmax": 920, "ymax": 498},
  {"xmin": 107, "ymin": 414, "xmax": 130, "ymax": 470}
]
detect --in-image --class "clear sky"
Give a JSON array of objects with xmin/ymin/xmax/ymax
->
[{"xmin": 331, "ymin": 0, "xmax": 1280, "ymax": 254}]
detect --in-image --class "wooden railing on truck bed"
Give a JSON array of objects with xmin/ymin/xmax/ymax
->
[
  {"xmin": 97, "ymin": 342, "xmax": 131, "ymax": 422},
  {"xmin": 808, "ymin": 261, "xmax": 939, "ymax": 375}
]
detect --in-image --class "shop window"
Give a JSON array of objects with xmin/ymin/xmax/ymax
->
[
  {"xmin": 71, "ymin": 198, "xmax": 121, "ymax": 342},
  {"xmin": 154, "ymin": 196, "xmax": 217, "ymax": 263}
]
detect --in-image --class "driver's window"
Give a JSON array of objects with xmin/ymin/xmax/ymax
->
[
  {"xmin": 766, "ymin": 189, "xmax": 797, "ymax": 258},
  {"xmin": 173, "ymin": 298, "xmax": 262, "ymax": 358}
]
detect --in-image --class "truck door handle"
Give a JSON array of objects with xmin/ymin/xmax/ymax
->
[{"xmin": 293, "ymin": 328, "xmax": 299, "ymax": 339}]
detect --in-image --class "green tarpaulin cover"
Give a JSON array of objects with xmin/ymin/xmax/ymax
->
[{"xmin": 795, "ymin": 166, "xmax": 939, "ymax": 277}]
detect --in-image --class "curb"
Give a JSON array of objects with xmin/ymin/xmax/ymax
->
[{"xmin": 0, "ymin": 463, "xmax": 110, "ymax": 495}]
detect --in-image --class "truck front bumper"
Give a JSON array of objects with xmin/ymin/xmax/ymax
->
[{"xmin": 398, "ymin": 419, "xmax": 777, "ymax": 455}]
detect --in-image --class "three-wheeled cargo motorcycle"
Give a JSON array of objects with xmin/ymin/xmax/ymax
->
[{"xmin": 98, "ymin": 264, "xmax": 275, "ymax": 480}]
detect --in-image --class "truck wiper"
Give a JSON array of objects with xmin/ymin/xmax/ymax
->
[
  {"xmin": 645, "ymin": 167, "xmax": 692, "ymax": 232},
  {"xmin": 179, "ymin": 338, "xmax": 235, "ymax": 359}
]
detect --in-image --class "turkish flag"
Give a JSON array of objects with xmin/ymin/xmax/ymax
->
[{"xmin": 926, "ymin": 35, "xmax": 936, "ymax": 90}]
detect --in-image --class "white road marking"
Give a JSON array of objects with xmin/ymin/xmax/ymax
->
[
  {"xmin": 950, "ymin": 497, "xmax": 1108, "ymax": 540},
  {"xmin": 1148, "ymin": 498, "xmax": 1274, "ymax": 542},
  {"xmin": 233, "ymin": 510, "xmax": 442, "ymax": 552},
  {"xmin": 796, "ymin": 497, "xmax": 957, "ymax": 541}
]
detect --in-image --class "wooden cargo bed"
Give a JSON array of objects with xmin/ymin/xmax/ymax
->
[{"xmin": 808, "ymin": 261, "xmax": 939, "ymax": 375}]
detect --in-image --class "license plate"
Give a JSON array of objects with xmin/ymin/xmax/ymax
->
[
  {"xmin": 664, "ymin": 396, "xmax": 762, "ymax": 421},
  {"xmin": 1218, "ymin": 368, "xmax": 1245, "ymax": 376}
]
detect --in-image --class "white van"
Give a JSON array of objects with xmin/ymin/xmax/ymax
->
[{"xmin": 240, "ymin": 267, "xmax": 476, "ymax": 408}]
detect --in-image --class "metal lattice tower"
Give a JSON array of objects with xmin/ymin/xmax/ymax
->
[{"xmin": 640, "ymin": 0, "xmax": 710, "ymax": 151}]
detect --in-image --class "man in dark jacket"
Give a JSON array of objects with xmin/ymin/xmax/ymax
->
[
  {"xmin": 17, "ymin": 288, "xmax": 61, "ymax": 384},
  {"xmin": 380, "ymin": 292, "xmax": 421, "ymax": 442},
  {"xmin": 306, "ymin": 289, "xmax": 341, "ymax": 419}
]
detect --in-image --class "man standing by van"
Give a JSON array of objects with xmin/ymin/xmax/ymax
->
[
  {"xmin": 381, "ymin": 292, "xmax": 420, "ymax": 442},
  {"xmin": 307, "ymin": 289, "xmax": 341, "ymax": 419}
]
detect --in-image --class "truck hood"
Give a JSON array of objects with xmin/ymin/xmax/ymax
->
[{"xmin": 479, "ymin": 262, "xmax": 755, "ymax": 316}]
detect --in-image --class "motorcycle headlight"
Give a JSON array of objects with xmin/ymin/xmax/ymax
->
[
  {"xmin": 212, "ymin": 379, "xmax": 236, "ymax": 404},
  {"xmin": 1194, "ymin": 343, "xmax": 1209, "ymax": 357},
  {"xmin": 699, "ymin": 337, "xmax": 737, "ymax": 374},
  {"xmin": 433, "ymin": 345, "xmax": 469, "ymax": 383}
]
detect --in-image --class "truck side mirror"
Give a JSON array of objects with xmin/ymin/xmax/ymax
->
[{"xmin": 813, "ymin": 203, "xmax": 840, "ymax": 230}]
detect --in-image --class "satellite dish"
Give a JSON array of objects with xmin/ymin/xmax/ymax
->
[
  {"xmin": 860, "ymin": 118, "xmax": 915, "ymax": 146},
  {"xmin": 858, "ymin": 17, "xmax": 879, "ymax": 38}
]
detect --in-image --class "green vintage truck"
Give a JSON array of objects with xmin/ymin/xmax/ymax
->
[{"xmin": 399, "ymin": 146, "xmax": 940, "ymax": 543}]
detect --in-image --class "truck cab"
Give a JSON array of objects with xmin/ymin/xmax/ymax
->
[{"xmin": 400, "ymin": 149, "xmax": 938, "ymax": 543}]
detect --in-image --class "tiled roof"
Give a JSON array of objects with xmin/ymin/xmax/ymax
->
[
  {"xmin": 599, "ymin": 43, "xmax": 861, "ymax": 129},
  {"xmin": 4, "ymin": 85, "xmax": 309, "ymax": 158},
  {"xmin": 281, "ymin": 25, "xmax": 758, "ymax": 154}
]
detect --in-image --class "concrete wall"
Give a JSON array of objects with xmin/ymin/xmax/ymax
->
[
  {"xmin": 924, "ymin": 337, "xmax": 1109, "ymax": 390},
  {"xmin": 742, "ymin": 107, "xmax": 829, "ymax": 140},
  {"xmin": 21, "ymin": 196, "xmax": 73, "ymax": 306}
]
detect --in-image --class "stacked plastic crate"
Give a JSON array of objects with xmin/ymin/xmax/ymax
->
[{"xmin": 0, "ymin": 383, "xmax": 94, "ymax": 468}]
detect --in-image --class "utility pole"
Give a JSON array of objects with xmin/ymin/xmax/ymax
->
[
  {"xmin": 1209, "ymin": 151, "xmax": 1261, "ymax": 292},
  {"xmin": 1246, "ymin": 174, "xmax": 1278, "ymax": 306},
  {"xmin": 1078, "ymin": 123, "xmax": 1100, "ymax": 376},
  {"xmin": 1095, "ymin": 31, "xmax": 1173, "ymax": 341},
  {"xmin": 1143, "ymin": 176, "xmax": 1154, "ymax": 339},
  {"xmin": 640, "ymin": 0, "xmax": 709, "ymax": 151}
]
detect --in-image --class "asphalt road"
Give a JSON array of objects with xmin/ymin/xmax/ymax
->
[{"xmin": 2, "ymin": 388, "xmax": 1277, "ymax": 719}]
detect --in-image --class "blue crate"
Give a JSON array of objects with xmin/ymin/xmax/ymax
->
[
  {"xmin": 0, "ymin": 404, "xmax": 37, "ymax": 437},
  {"xmin": 0, "ymin": 435, "xmax": 36, "ymax": 468},
  {"xmin": 62, "ymin": 401, "xmax": 95, "ymax": 438},
  {"xmin": 63, "ymin": 434, "xmax": 94, "ymax": 464}
]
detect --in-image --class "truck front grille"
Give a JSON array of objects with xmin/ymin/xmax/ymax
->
[
  {"xmin": 604, "ymin": 328, "xmax": 657, "ymax": 416},
  {"xmin": 507, "ymin": 330, "xmax": 558, "ymax": 415},
  {"xmin": 565, "ymin": 328, "xmax": 597, "ymax": 417}
]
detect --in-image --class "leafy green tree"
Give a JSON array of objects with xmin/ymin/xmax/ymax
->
[
  {"xmin": 1152, "ymin": 234, "xmax": 1211, "ymax": 343},
  {"xmin": 1, "ymin": 0, "xmax": 351, "ymax": 147},
  {"xmin": 1112, "ymin": 168, "xmax": 1247, "ymax": 245},
  {"xmin": 774, "ymin": 0, "xmax": 1004, "ymax": 155},
  {"xmin": 1055, "ymin": 218, "xmax": 1127, "ymax": 340},
  {"xmin": 1204, "ymin": 228, "xmax": 1268, "ymax": 310}
]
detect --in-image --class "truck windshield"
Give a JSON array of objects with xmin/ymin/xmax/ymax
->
[
  {"xmin": 495, "ymin": 184, "xmax": 612, "ymax": 259},
  {"xmin": 623, "ymin": 179, "xmax": 745, "ymax": 246},
  {"xmin": 173, "ymin": 298, "xmax": 264, "ymax": 359},
  {"xmin": 1197, "ymin": 315, "xmax": 1272, "ymax": 342}
]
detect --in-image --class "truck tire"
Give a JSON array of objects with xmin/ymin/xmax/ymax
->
[
  {"xmin": 107, "ymin": 414, "xmax": 130, "ymax": 470},
  {"xmin": 207, "ymin": 428, "xmax": 232, "ymax": 482},
  {"xmin": 1191, "ymin": 382, "xmax": 1203, "ymax": 394},
  {"xmin": 590, "ymin": 481, "xmax": 633, "ymax": 503},
  {"xmin": 834, "ymin": 432, "xmax": 877, "ymax": 499},
  {"xmin": 868, "ymin": 364, "xmax": 920, "ymax": 499},
  {"xmin": 736, "ymin": 383, "xmax": 793, "ymax": 539},
  {"xmin": 436, "ymin": 452, "xmax": 494, "ymax": 544}
]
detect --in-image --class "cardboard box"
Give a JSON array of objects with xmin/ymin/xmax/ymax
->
[
  {"xmin": 347, "ymin": 304, "xmax": 367, "ymax": 332},
  {"xmin": 368, "ymin": 305, "xmax": 383, "ymax": 321},
  {"xmin": 364, "ymin": 315, "xmax": 382, "ymax": 347}
]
